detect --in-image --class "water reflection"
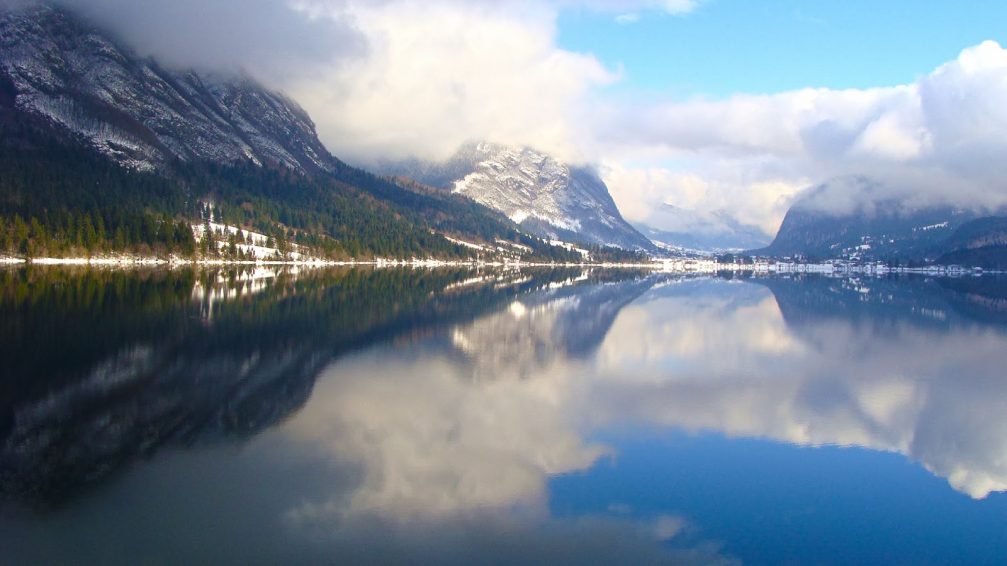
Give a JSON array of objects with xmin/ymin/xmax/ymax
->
[
  {"xmin": 2, "ymin": 267, "xmax": 1006, "ymax": 564},
  {"xmin": 284, "ymin": 275, "xmax": 657, "ymax": 519},
  {"xmin": 0, "ymin": 266, "xmax": 576, "ymax": 504},
  {"xmin": 590, "ymin": 275, "xmax": 1007, "ymax": 499}
]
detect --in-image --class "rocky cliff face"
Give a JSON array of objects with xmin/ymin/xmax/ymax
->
[
  {"xmin": 0, "ymin": 4, "xmax": 336, "ymax": 173},
  {"xmin": 384, "ymin": 142, "xmax": 655, "ymax": 251}
]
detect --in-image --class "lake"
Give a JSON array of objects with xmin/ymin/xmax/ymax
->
[{"xmin": 1, "ymin": 266, "xmax": 1006, "ymax": 565}]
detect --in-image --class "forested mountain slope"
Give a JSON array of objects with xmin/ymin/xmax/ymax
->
[{"xmin": 0, "ymin": 4, "xmax": 597, "ymax": 262}]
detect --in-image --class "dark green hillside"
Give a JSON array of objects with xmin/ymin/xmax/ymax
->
[
  {"xmin": 937, "ymin": 246, "xmax": 1007, "ymax": 269},
  {"xmin": 0, "ymin": 114, "xmax": 588, "ymax": 261},
  {"xmin": 938, "ymin": 216, "xmax": 1007, "ymax": 250},
  {"xmin": 933, "ymin": 216, "xmax": 1007, "ymax": 269}
]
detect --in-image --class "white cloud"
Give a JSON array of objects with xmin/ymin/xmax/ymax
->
[
  {"xmin": 615, "ymin": 12, "xmax": 640, "ymax": 24},
  {"xmin": 602, "ymin": 160, "xmax": 807, "ymax": 234},
  {"xmin": 290, "ymin": 0, "xmax": 614, "ymax": 163}
]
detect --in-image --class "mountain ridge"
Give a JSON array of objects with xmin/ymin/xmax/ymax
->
[
  {"xmin": 1, "ymin": 3, "xmax": 336, "ymax": 174},
  {"xmin": 753, "ymin": 177, "xmax": 985, "ymax": 260},
  {"xmin": 935, "ymin": 216, "xmax": 1007, "ymax": 268},
  {"xmin": 380, "ymin": 142, "xmax": 656, "ymax": 252}
]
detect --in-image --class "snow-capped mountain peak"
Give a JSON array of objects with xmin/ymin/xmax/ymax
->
[
  {"xmin": 453, "ymin": 143, "xmax": 584, "ymax": 233},
  {"xmin": 385, "ymin": 142, "xmax": 654, "ymax": 251}
]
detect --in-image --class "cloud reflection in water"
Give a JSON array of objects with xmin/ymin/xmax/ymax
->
[{"xmin": 4, "ymin": 269, "xmax": 1006, "ymax": 564}]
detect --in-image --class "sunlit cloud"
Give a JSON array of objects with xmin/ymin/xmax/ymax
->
[{"xmin": 292, "ymin": 0, "xmax": 615, "ymax": 163}]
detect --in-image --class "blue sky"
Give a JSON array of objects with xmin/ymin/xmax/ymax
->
[{"xmin": 558, "ymin": 0, "xmax": 1007, "ymax": 96}]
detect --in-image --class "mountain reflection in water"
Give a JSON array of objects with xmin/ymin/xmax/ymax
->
[{"xmin": 2, "ymin": 267, "xmax": 1006, "ymax": 564}]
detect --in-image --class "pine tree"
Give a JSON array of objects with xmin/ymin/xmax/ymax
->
[
  {"xmin": 81, "ymin": 213, "xmax": 98, "ymax": 253},
  {"xmin": 177, "ymin": 221, "xmax": 196, "ymax": 257},
  {"xmin": 202, "ymin": 218, "xmax": 214, "ymax": 256},
  {"xmin": 227, "ymin": 231, "xmax": 238, "ymax": 257},
  {"xmin": 13, "ymin": 216, "xmax": 29, "ymax": 255},
  {"xmin": 113, "ymin": 226, "xmax": 126, "ymax": 251}
]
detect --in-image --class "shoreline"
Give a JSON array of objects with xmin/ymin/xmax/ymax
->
[
  {"xmin": 0, "ymin": 255, "xmax": 1001, "ymax": 276},
  {"xmin": 0, "ymin": 255, "xmax": 666, "ymax": 269}
]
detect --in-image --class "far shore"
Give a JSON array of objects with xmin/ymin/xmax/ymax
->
[
  {"xmin": 0, "ymin": 255, "xmax": 667, "ymax": 269},
  {"xmin": 1, "ymin": 255, "xmax": 1000, "ymax": 276}
]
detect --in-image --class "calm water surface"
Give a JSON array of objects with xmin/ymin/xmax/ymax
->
[{"xmin": 1, "ymin": 267, "xmax": 1006, "ymax": 565}]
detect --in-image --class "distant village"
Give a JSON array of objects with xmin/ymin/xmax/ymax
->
[{"xmin": 651, "ymin": 255, "xmax": 992, "ymax": 276}]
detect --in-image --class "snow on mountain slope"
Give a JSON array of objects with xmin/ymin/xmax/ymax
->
[
  {"xmin": 0, "ymin": 4, "xmax": 336, "ymax": 173},
  {"xmin": 384, "ymin": 142, "xmax": 655, "ymax": 251}
]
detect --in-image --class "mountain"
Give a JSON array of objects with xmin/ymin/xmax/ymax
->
[
  {"xmin": 935, "ymin": 216, "xmax": 1007, "ymax": 268},
  {"xmin": 938, "ymin": 216, "xmax": 1007, "ymax": 251},
  {"xmin": 754, "ymin": 177, "xmax": 980, "ymax": 260},
  {"xmin": 0, "ymin": 4, "xmax": 591, "ymax": 262},
  {"xmin": 0, "ymin": 4, "xmax": 334, "ymax": 174},
  {"xmin": 634, "ymin": 204, "xmax": 770, "ymax": 252},
  {"xmin": 381, "ymin": 142, "xmax": 655, "ymax": 251}
]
